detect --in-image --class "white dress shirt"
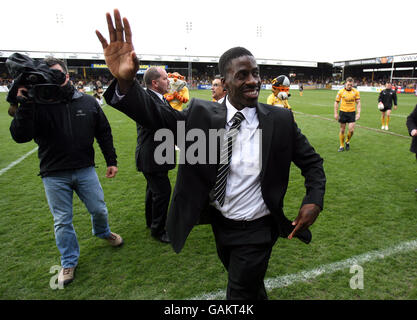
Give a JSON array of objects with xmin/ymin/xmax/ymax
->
[
  {"xmin": 211, "ymin": 97, "xmax": 270, "ymax": 221},
  {"xmin": 113, "ymin": 87, "xmax": 270, "ymax": 220},
  {"xmin": 112, "ymin": 85, "xmax": 165, "ymax": 103},
  {"xmin": 146, "ymin": 88, "xmax": 165, "ymax": 102},
  {"xmin": 112, "ymin": 84, "xmax": 166, "ymax": 103}
]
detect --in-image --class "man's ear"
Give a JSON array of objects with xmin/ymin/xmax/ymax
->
[
  {"xmin": 62, "ymin": 73, "xmax": 70, "ymax": 86},
  {"xmin": 221, "ymin": 77, "xmax": 227, "ymax": 90},
  {"xmin": 151, "ymin": 79, "xmax": 157, "ymax": 89}
]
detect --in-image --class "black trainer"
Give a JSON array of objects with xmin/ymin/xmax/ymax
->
[{"xmin": 345, "ymin": 142, "xmax": 350, "ymax": 151}]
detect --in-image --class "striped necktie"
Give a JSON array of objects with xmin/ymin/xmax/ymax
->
[
  {"xmin": 162, "ymin": 97, "xmax": 169, "ymax": 106},
  {"xmin": 213, "ymin": 111, "xmax": 245, "ymax": 206}
]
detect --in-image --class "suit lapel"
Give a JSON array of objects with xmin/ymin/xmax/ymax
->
[
  {"xmin": 146, "ymin": 88, "xmax": 163, "ymax": 104},
  {"xmin": 256, "ymin": 103, "xmax": 273, "ymax": 180},
  {"xmin": 211, "ymin": 98, "xmax": 227, "ymax": 130},
  {"xmin": 209, "ymin": 99, "xmax": 227, "ymax": 181}
]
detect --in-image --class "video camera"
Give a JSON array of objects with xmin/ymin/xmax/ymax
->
[{"xmin": 6, "ymin": 53, "xmax": 67, "ymax": 105}]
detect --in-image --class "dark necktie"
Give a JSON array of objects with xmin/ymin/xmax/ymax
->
[
  {"xmin": 213, "ymin": 111, "xmax": 245, "ymax": 206},
  {"xmin": 162, "ymin": 97, "xmax": 169, "ymax": 106}
]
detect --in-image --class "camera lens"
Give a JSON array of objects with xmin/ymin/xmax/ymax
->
[
  {"xmin": 34, "ymin": 84, "xmax": 62, "ymax": 103},
  {"xmin": 27, "ymin": 74, "xmax": 41, "ymax": 84}
]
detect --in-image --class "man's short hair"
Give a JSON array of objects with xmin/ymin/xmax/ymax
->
[
  {"xmin": 144, "ymin": 67, "xmax": 162, "ymax": 87},
  {"xmin": 43, "ymin": 57, "xmax": 68, "ymax": 74},
  {"xmin": 213, "ymin": 74, "xmax": 222, "ymax": 80},
  {"xmin": 346, "ymin": 77, "xmax": 354, "ymax": 82},
  {"xmin": 218, "ymin": 47, "xmax": 254, "ymax": 78}
]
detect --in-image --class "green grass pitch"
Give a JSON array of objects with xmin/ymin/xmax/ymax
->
[{"xmin": 0, "ymin": 88, "xmax": 416, "ymax": 300}]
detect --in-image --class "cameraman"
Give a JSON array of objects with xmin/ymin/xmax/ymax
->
[{"xmin": 9, "ymin": 57, "xmax": 123, "ymax": 287}]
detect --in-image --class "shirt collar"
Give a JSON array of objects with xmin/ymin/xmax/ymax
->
[
  {"xmin": 146, "ymin": 88, "xmax": 165, "ymax": 102},
  {"xmin": 225, "ymin": 96, "xmax": 257, "ymax": 125}
]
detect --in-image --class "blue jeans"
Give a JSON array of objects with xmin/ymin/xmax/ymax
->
[{"xmin": 42, "ymin": 166, "xmax": 112, "ymax": 268}]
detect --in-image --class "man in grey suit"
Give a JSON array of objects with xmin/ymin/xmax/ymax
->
[{"xmin": 97, "ymin": 9, "xmax": 326, "ymax": 299}]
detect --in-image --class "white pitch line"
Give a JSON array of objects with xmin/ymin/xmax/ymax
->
[
  {"xmin": 188, "ymin": 239, "xmax": 417, "ymax": 300},
  {"xmin": 389, "ymin": 114, "xmax": 408, "ymax": 118},
  {"xmin": 0, "ymin": 147, "xmax": 38, "ymax": 176},
  {"xmin": 294, "ymin": 111, "xmax": 410, "ymax": 138}
]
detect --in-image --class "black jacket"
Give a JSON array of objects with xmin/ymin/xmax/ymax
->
[
  {"xmin": 105, "ymin": 80, "xmax": 325, "ymax": 253},
  {"xmin": 135, "ymin": 89, "xmax": 176, "ymax": 173},
  {"xmin": 406, "ymin": 104, "xmax": 417, "ymax": 155},
  {"xmin": 10, "ymin": 89, "xmax": 117, "ymax": 176}
]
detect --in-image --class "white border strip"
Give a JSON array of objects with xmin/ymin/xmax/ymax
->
[
  {"xmin": 0, "ymin": 147, "xmax": 38, "ymax": 176},
  {"xmin": 189, "ymin": 239, "xmax": 417, "ymax": 300}
]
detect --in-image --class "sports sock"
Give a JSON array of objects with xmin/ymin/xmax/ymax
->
[
  {"xmin": 339, "ymin": 133, "xmax": 345, "ymax": 147},
  {"xmin": 346, "ymin": 131, "xmax": 353, "ymax": 143},
  {"xmin": 381, "ymin": 116, "xmax": 385, "ymax": 127},
  {"xmin": 386, "ymin": 116, "xmax": 390, "ymax": 126}
]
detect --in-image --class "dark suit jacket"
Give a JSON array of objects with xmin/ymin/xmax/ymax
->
[
  {"xmin": 135, "ymin": 89, "xmax": 176, "ymax": 173},
  {"xmin": 104, "ymin": 80, "xmax": 326, "ymax": 253},
  {"xmin": 406, "ymin": 104, "xmax": 417, "ymax": 154}
]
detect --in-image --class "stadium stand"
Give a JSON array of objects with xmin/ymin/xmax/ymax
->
[{"xmin": 1, "ymin": 50, "xmax": 416, "ymax": 94}]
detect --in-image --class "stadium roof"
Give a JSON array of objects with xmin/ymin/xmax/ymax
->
[
  {"xmin": 334, "ymin": 53, "xmax": 417, "ymax": 67},
  {"xmin": 3, "ymin": 0, "xmax": 416, "ymax": 64},
  {"xmin": 0, "ymin": 50, "xmax": 319, "ymax": 68}
]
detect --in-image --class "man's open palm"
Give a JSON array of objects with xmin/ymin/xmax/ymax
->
[{"xmin": 96, "ymin": 9, "xmax": 138, "ymax": 81}]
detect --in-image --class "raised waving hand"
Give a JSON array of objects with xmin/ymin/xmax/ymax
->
[{"xmin": 96, "ymin": 9, "xmax": 139, "ymax": 93}]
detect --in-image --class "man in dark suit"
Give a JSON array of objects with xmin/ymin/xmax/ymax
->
[
  {"xmin": 406, "ymin": 104, "xmax": 417, "ymax": 192},
  {"xmin": 135, "ymin": 67, "xmax": 175, "ymax": 243},
  {"xmin": 97, "ymin": 9, "xmax": 326, "ymax": 299}
]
